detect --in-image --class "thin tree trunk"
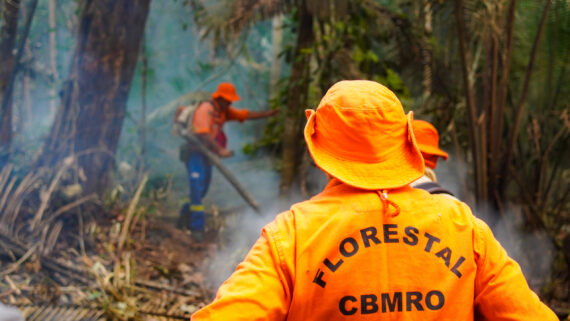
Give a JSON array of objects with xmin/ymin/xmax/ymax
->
[
  {"xmin": 280, "ymin": 3, "xmax": 314, "ymax": 197},
  {"xmin": 485, "ymin": 35, "xmax": 499, "ymax": 205},
  {"xmin": 139, "ymin": 36, "xmax": 148, "ymax": 161},
  {"xmin": 21, "ymin": 56, "xmax": 31, "ymax": 130},
  {"xmin": 270, "ymin": 14, "xmax": 283, "ymax": 100},
  {"xmin": 505, "ymin": 0, "xmax": 552, "ymax": 172},
  {"xmin": 453, "ymin": 0, "xmax": 485, "ymax": 202},
  {"xmin": 422, "ymin": 0, "xmax": 432, "ymax": 97},
  {"xmin": 17, "ymin": 7, "xmax": 31, "ymax": 132},
  {"xmin": 494, "ymin": 0, "xmax": 517, "ymax": 194},
  {"xmin": 48, "ymin": 0, "xmax": 58, "ymax": 114},
  {"xmin": 0, "ymin": 0, "xmax": 21, "ymax": 167},
  {"xmin": 40, "ymin": 0, "xmax": 151, "ymax": 195},
  {"xmin": 0, "ymin": 0, "xmax": 38, "ymax": 146}
]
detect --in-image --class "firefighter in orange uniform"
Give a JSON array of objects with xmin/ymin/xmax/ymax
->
[
  {"xmin": 181, "ymin": 82, "xmax": 279, "ymax": 240},
  {"xmin": 191, "ymin": 80, "xmax": 557, "ymax": 320},
  {"xmin": 410, "ymin": 119, "xmax": 454, "ymax": 196}
]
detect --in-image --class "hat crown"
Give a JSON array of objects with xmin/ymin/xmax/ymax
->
[
  {"xmin": 313, "ymin": 81, "xmax": 408, "ymax": 162},
  {"xmin": 212, "ymin": 82, "xmax": 240, "ymax": 102},
  {"xmin": 411, "ymin": 119, "xmax": 448, "ymax": 161},
  {"xmin": 304, "ymin": 80, "xmax": 424, "ymax": 190},
  {"xmin": 413, "ymin": 120, "xmax": 440, "ymax": 149}
]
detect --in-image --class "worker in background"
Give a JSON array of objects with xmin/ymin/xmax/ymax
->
[
  {"xmin": 410, "ymin": 119, "xmax": 454, "ymax": 197},
  {"xmin": 180, "ymin": 82, "xmax": 279, "ymax": 241},
  {"xmin": 191, "ymin": 80, "xmax": 557, "ymax": 320}
]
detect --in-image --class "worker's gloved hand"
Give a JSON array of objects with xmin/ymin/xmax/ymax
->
[{"xmin": 218, "ymin": 148, "xmax": 234, "ymax": 158}]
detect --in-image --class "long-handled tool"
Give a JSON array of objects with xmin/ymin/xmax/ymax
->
[{"xmin": 180, "ymin": 132, "xmax": 261, "ymax": 214}]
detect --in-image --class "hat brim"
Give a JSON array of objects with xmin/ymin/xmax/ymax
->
[
  {"xmin": 212, "ymin": 92, "xmax": 241, "ymax": 102},
  {"xmin": 417, "ymin": 143, "xmax": 449, "ymax": 160},
  {"xmin": 304, "ymin": 110, "xmax": 425, "ymax": 190}
]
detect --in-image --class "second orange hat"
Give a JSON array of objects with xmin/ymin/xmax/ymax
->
[{"xmin": 412, "ymin": 119, "xmax": 448, "ymax": 169}]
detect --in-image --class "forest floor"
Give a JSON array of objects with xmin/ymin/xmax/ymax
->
[
  {"xmin": 0, "ymin": 194, "xmax": 248, "ymax": 320},
  {"xmin": 0, "ymin": 152, "xmax": 283, "ymax": 320}
]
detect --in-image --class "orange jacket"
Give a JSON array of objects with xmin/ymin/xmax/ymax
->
[
  {"xmin": 192, "ymin": 179, "xmax": 557, "ymax": 320},
  {"xmin": 192, "ymin": 101, "xmax": 248, "ymax": 140}
]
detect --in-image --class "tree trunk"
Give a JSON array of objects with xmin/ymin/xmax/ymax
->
[
  {"xmin": 504, "ymin": 0, "xmax": 552, "ymax": 175},
  {"xmin": 139, "ymin": 36, "xmax": 148, "ymax": 162},
  {"xmin": 279, "ymin": 2, "xmax": 314, "ymax": 197},
  {"xmin": 0, "ymin": 0, "xmax": 20, "ymax": 167},
  {"xmin": 270, "ymin": 14, "xmax": 284, "ymax": 100},
  {"xmin": 493, "ymin": 0, "xmax": 517, "ymax": 197},
  {"xmin": 48, "ymin": 0, "xmax": 58, "ymax": 114},
  {"xmin": 21, "ymin": 54, "xmax": 32, "ymax": 130},
  {"xmin": 40, "ymin": 0, "xmax": 151, "ymax": 195},
  {"xmin": 453, "ymin": 0, "xmax": 485, "ymax": 203},
  {"xmin": 422, "ymin": 0, "xmax": 432, "ymax": 97}
]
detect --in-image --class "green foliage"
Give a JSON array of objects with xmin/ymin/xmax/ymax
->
[
  {"xmin": 243, "ymin": 0, "xmax": 419, "ymax": 158},
  {"xmin": 352, "ymin": 47, "xmax": 379, "ymax": 64},
  {"xmin": 373, "ymin": 68, "xmax": 409, "ymax": 100},
  {"xmin": 242, "ymin": 87, "xmax": 286, "ymax": 157}
]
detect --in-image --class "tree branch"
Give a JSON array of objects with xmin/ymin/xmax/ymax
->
[
  {"xmin": 453, "ymin": 0, "xmax": 484, "ymax": 202},
  {"xmin": 505, "ymin": 0, "xmax": 552, "ymax": 173}
]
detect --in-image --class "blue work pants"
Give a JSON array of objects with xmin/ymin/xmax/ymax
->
[{"xmin": 186, "ymin": 152, "xmax": 212, "ymax": 231}]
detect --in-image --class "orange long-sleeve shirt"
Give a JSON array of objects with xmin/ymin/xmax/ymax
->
[
  {"xmin": 192, "ymin": 101, "xmax": 248, "ymax": 140},
  {"xmin": 192, "ymin": 179, "xmax": 557, "ymax": 321}
]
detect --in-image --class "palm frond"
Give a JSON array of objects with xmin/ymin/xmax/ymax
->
[{"xmin": 191, "ymin": 0, "xmax": 291, "ymax": 44}]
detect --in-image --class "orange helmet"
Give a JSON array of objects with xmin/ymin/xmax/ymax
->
[
  {"xmin": 211, "ymin": 82, "xmax": 241, "ymax": 102},
  {"xmin": 304, "ymin": 80, "xmax": 424, "ymax": 190},
  {"xmin": 412, "ymin": 119, "xmax": 448, "ymax": 169}
]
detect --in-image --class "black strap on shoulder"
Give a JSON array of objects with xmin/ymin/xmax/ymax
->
[{"xmin": 414, "ymin": 182, "xmax": 454, "ymax": 196}]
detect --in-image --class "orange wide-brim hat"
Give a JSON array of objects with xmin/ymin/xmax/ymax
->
[
  {"xmin": 211, "ymin": 82, "xmax": 241, "ymax": 102},
  {"xmin": 304, "ymin": 80, "xmax": 424, "ymax": 190},
  {"xmin": 412, "ymin": 119, "xmax": 449, "ymax": 160}
]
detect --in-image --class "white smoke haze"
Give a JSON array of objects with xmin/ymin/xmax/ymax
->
[
  {"xmin": 436, "ymin": 153, "xmax": 555, "ymax": 292},
  {"xmin": 0, "ymin": 303, "xmax": 24, "ymax": 321},
  {"xmin": 436, "ymin": 150, "xmax": 471, "ymax": 203},
  {"xmin": 203, "ymin": 182, "xmax": 310, "ymax": 289},
  {"xmin": 200, "ymin": 140, "xmax": 321, "ymax": 288},
  {"xmin": 487, "ymin": 206, "xmax": 555, "ymax": 291},
  {"xmin": 204, "ymin": 207, "xmax": 275, "ymax": 289},
  {"xmin": 204, "ymin": 149, "xmax": 556, "ymax": 293}
]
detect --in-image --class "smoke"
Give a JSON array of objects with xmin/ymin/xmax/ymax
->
[
  {"xmin": 202, "ymin": 146, "xmax": 312, "ymax": 289},
  {"xmin": 204, "ymin": 207, "xmax": 274, "ymax": 289},
  {"xmin": 486, "ymin": 206, "xmax": 555, "ymax": 291},
  {"xmin": 437, "ymin": 153, "xmax": 555, "ymax": 292},
  {"xmin": 434, "ymin": 150, "xmax": 468, "ymax": 201},
  {"xmin": 204, "ymin": 150, "xmax": 557, "ymax": 293},
  {"xmin": 0, "ymin": 303, "xmax": 24, "ymax": 321},
  {"xmin": 203, "ymin": 194, "xmax": 311, "ymax": 290}
]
